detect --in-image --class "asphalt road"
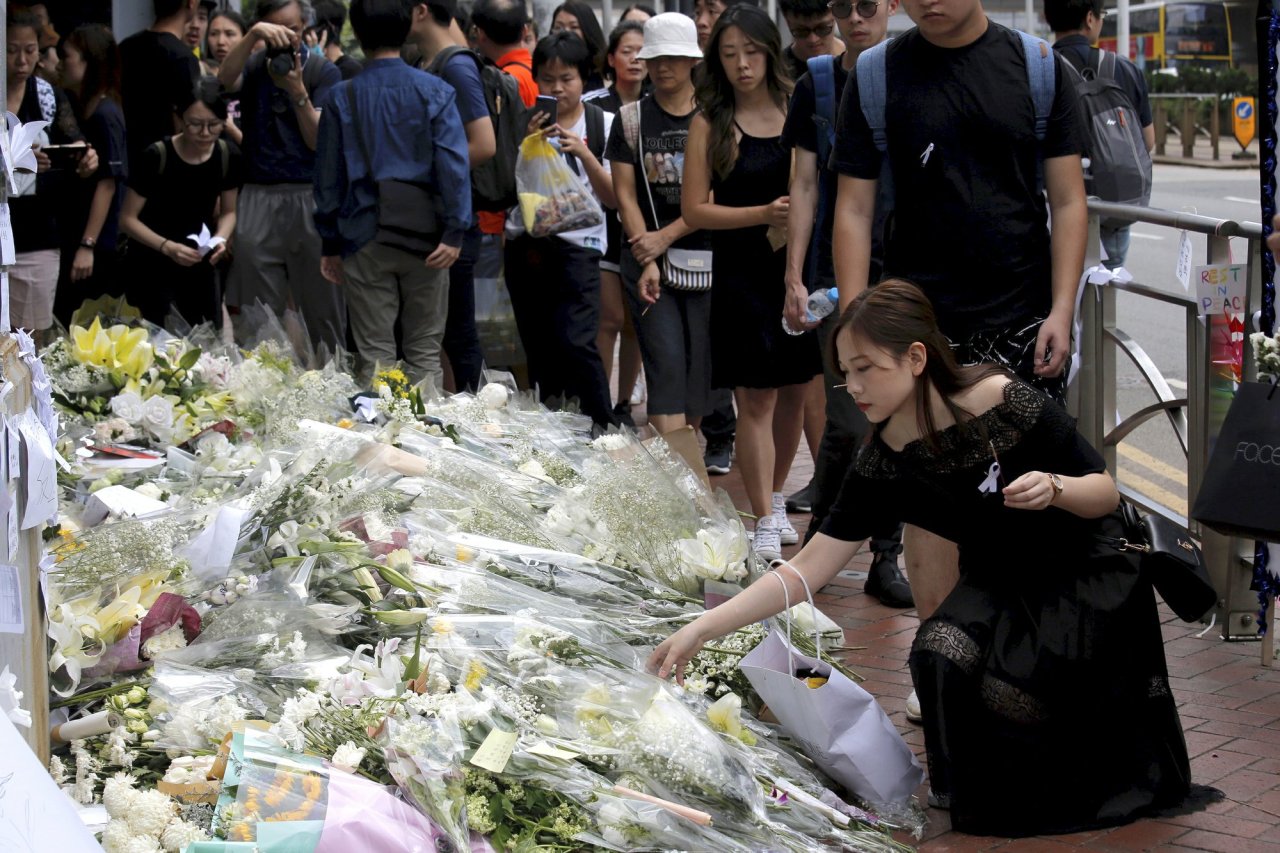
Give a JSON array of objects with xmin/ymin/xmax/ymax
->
[{"xmin": 1103, "ymin": 163, "xmax": 1262, "ymax": 516}]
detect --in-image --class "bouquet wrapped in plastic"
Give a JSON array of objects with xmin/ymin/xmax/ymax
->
[{"xmin": 515, "ymin": 133, "xmax": 604, "ymax": 238}]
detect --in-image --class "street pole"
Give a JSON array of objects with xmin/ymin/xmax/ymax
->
[
  {"xmin": 1117, "ymin": 0, "xmax": 1130, "ymax": 60},
  {"xmin": 1025, "ymin": 0, "xmax": 1035, "ymax": 34}
]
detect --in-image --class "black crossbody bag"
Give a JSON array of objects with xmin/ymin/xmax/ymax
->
[
  {"xmin": 348, "ymin": 87, "xmax": 442, "ymax": 258},
  {"xmin": 1097, "ymin": 503, "xmax": 1216, "ymax": 622}
]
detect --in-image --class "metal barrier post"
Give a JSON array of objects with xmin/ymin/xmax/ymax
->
[{"xmin": 1076, "ymin": 200, "xmax": 1266, "ymax": 642}]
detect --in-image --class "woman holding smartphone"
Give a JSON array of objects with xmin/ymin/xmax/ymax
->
[{"xmin": 55, "ymin": 24, "xmax": 130, "ymax": 324}]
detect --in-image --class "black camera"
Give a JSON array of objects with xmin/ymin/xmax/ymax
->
[{"xmin": 267, "ymin": 44, "xmax": 297, "ymax": 76}]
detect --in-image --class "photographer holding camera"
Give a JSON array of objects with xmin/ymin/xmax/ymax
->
[{"xmin": 218, "ymin": 0, "xmax": 345, "ymax": 355}]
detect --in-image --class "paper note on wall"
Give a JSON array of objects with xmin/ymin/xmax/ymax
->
[
  {"xmin": 0, "ymin": 713, "xmax": 103, "ymax": 851},
  {"xmin": 17, "ymin": 412, "xmax": 57, "ymax": 529},
  {"xmin": 0, "ymin": 564, "xmax": 21, "ymax": 634}
]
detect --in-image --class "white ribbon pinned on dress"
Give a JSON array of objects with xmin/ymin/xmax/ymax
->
[{"xmin": 978, "ymin": 461, "xmax": 1002, "ymax": 494}]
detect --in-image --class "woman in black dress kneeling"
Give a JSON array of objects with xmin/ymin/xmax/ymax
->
[{"xmin": 649, "ymin": 280, "xmax": 1191, "ymax": 837}]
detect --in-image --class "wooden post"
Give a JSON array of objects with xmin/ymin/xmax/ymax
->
[
  {"xmin": 1153, "ymin": 100, "xmax": 1168, "ymax": 156},
  {"xmin": 1181, "ymin": 100, "xmax": 1196, "ymax": 159},
  {"xmin": 0, "ymin": 339, "xmax": 50, "ymax": 765}
]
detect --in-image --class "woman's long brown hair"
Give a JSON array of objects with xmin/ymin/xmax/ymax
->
[
  {"xmin": 828, "ymin": 279, "xmax": 1010, "ymax": 452},
  {"xmin": 694, "ymin": 4, "xmax": 792, "ymax": 181}
]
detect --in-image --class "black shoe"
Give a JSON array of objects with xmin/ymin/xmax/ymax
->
[
  {"xmin": 785, "ymin": 479, "xmax": 814, "ymax": 513},
  {"xmin": 704, "ymin": 440, "xmax": 732, "ymax": 475},
  {"xmin": 927, "ymin": 789, "xmax": 951, "ymax": 810},
  {"xmin": 613, "ymin": 402, "xmax": 636, "ymax": 430},
  {"xmin": 864, "ymin": 550, "xmax": 914, "ymax": 608}
]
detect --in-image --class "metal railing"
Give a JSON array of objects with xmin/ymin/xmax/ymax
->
[{"xmin": 1073, "ymin": 199, "xmax": 1265, "ymax": 640}]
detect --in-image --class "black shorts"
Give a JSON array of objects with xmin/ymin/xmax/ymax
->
[
  {"xmin": 951, "ymin": 316, "xmax": 1067, "ymax": 405},
  {"xmin": 602, "ymin": 209, "xmax": 621, "ymax": 273}
]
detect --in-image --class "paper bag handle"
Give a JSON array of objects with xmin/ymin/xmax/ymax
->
[
  {"xmin": 767, "ymin": 569, "xmax": 799, "ymax": 676},
  {"xmin": 772, "ymin": 560, "xmax": 823, "ymax": 657}
]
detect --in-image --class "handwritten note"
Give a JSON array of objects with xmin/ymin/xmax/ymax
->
[
  {"xmin": 17, "ymin": 412, "xmax": 57, "ymax": 529},
  {"xmin": 0, "ymin": 564, "xmax": 21, "ymax": 634},
  {"xmin": 1175, "ymin": 231, "xmax": 1193, "ymax": 291},
  {"xmin": 527, "ymin": 741, "xmax": 580, "ymax": 761},
  {"xmin": 0, "ymin": 271, "xmax": 9, "ymax": 332},
  {"xmin": 470, "ymin": 728, "xmax": 518, "ymax": 773},
  {"xmin": 0, "ymin": 713, "xmax": 103, "ymax": 851},
  {"xmin": 0, "ymin": 206, "xmax": 13, "ymax": 267},
  {"xmin": 1194, "ymin": 264, "xmax": 1246, "ymax": 317}
]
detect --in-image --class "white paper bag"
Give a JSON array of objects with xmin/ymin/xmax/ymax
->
[{"xmin": 739, "ymin": 565, "xmax": 923, "ymax": 806}]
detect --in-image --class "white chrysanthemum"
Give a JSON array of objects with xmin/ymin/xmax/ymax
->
[
  {"xmin": 269, "ymin": 716, "xmax": 305, "ymax": 752},
  {"xmin": 125, "ymin": 789, "xmax": 177, "ymax": 838},
  {"xmin": 476, "ymin": 383, "xmax": 509, "ymax": 409},
  {"xmin": 100, "ymin": 819, "xmax": 135, "ymax": 852},
  {"xmin": 160, "ymin": 819, "xmax": 209, "ymax": 852},
  {"xmin": 141, "ymin": 624, "xmax": 188, "ymax": 659},
  {"xmin": 119, "ymin": 836, "xmax": 163, "ymax": 853},
  {"xmin": 331, "ymin": 741, "xmax": 367, "ymax": 774}
]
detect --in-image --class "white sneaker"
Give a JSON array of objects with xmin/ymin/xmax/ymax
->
[
  {"xmin": 771, "ymin": 492, "xmax": 799, "ymax": 545},
  {"xmin": 753, "ymin": 516, "xmax": 782, "ymax": 562},
  {"xmin": 906, "ymin": 690, "xmax": 923, "ymax": 724},
  {"xmin": 629, "ymin": 375, "xmax": 647, "ymax": 407}
]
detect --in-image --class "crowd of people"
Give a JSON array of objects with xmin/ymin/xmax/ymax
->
[{"xmin": 12, "ymin": 0, "xmax": 1186, "ymax": 838}]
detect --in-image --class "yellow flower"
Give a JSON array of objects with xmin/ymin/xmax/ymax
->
[
  {"xmin": 430, "ymin": 617, "xmax": 454, "ymax": 635},
  {"xmin": 108, "ymin": 324, "xmax": 154, "ymax": 379},
  {"xmin": 707, "ymin": 693, "xmax": 757, "ymax": 746},
  {"xmin": 96, "ymin": 586, "xmax": 148, "ymax": 646},
  {"xmin": 463, "ymin": 659, "xmax": 487, "ymax": 691},
  {"xmin": 70, "ymin": 318, "xmax": 113, "ymax": 367}
]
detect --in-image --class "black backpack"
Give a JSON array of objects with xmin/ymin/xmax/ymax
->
[
  {"xmin": 1060, "ymin": 48, "xmax": 1152, "ymax": 209},
  {"xmin": 427, "ymin": 46, "xmax": 526, "ymax": 212}
]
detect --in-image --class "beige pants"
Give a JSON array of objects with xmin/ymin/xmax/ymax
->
[
  {"xmin": 342, "ymin": 241, "xmax": 449, "ymax": 391},
  {"xmin": 10, "ymin": 249, "xmax": 60, "ymax": 330}
]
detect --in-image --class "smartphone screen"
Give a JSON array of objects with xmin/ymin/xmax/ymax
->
[
  {"xmin": 531, "ymin": 95, "xmax": 558, "ymax": 129},
  {"xmin": 41, "ymin": 144, "xmax": 88, "ymax": 169}
]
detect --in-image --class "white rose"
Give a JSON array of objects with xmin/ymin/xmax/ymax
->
[
  {"xmin": 110, "ymin": 392, "xmax": 145, "ymax": 424},
  {"xmin": 142, "ymin": 396, "xmax": 174, "ymax": 434},
  {"xmin": 476, "ymin": 383, "xmax": 509, "ymax": 410},
  {"xmin": 330, "ymin": 741, "xmax": 367, "ymax": 774}
]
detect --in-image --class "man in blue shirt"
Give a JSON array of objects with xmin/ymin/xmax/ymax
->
[
  {"xmin": 410, "ymin": 0, "xmax": 497, "ymax": 393},
  {"xmin": 218, "ymin": 0, "xmax": 344, "ymax": 356},
  {"xmin": 314, "ymin": 0, "xmax": 471, "ymax": 390}
]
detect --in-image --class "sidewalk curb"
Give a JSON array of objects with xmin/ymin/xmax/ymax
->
[{"xmin": 1153, "ymin": 154, "xmax": 1259, "ymax": 170}]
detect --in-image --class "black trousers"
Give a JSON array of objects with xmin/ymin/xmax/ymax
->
[
  {"xmin": 124, "ymin": 247, "xmax": 220, "ymax": 329},
  {"xmin": 443, "ymin": 226, "xmax": 485, "ymax": 392},
  {"xmin": 505, "ymin": 234, "xmax": 617, "ymax": 428}
]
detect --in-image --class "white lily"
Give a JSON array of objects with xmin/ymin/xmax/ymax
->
[{"xmin": 674, "ymin": 525, "xmax": 749, "ymax": 581}]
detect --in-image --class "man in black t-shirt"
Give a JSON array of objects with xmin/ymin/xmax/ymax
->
[
  {"xmin": 119, "ymin": 0, "xmax": 201, "ymax": 167},
  {"xmin": 782, "ymin": 0, "xmax": 911, "ymax": 609},
  {"xmin": 830, "ymin": 0, "xmax": 1086, "ymax": 658},
  {"xmin": 779, "ymin": 0, "xmax": 844, "ymax": 81}
]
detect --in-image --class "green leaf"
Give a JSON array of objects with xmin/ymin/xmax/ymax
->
[{"xmin": 178, "ymin": 348, "xmax": 202, "ymax": 370}]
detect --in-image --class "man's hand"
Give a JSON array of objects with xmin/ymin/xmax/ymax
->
[
  {"xmin": 425, "ymin": 243, "xmax": 460, "ymax": 270},
  {"xmin": 33, "ymin": 146, "xmax": 50, "ymax": 173},
  {"xmin": 1034, "ymin": 313, "xmax": 1071, "ymax": 378},
  {"xmin": 638, "ymin": 261, "xmax": 661, "ymax": 305},
  {"xmin": 321, "ymin": 255, "xmax": 345, "ymax": 285},
  {"xmin": 273, "ymin": 50, "xmax": 308, "ymax": 98},
  {"xmin": 76, "ymin": 145, "xmax": 99, "ymax": 178},
  {"xmin": 252, "ymin": 21, "xmax": 297, "ymax": 49},
  {"xmin": 629, "ymin": 231, "xmax": 671, "ymax": 266},
  {"xmin": 783, "ymin": 281, "xmax": 815, "ymax": 333}
]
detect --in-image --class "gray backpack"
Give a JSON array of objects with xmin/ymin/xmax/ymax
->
[{"xmin": 1060, "ymin": 48, "xmax": 1152, "ymax": 209}]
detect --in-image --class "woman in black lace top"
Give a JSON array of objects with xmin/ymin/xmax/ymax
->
[{"xmin": 650, "ymin": 280, "xmax": 1190, "ymax": 836}]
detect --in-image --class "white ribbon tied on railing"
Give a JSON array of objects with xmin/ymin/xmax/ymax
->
[
  {"xmin": 1070, "ymin": 264, "xmax": 1134, "ymax": 386},
  {"xmin": 978, "ymin": 461, "xmax": 1002, "ymax": 494}
]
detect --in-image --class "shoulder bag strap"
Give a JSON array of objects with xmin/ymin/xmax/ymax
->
[
  {"xmin": 1017, "ymin": 30, "xmax": 1055, "ymax": 143},
  {"xmin": 636, "ymin": 100, "xmax": 662, "ymax": 233},
  {"xmin": 855, "ymin": 41, "xmax": 889, "ymax": 153}
]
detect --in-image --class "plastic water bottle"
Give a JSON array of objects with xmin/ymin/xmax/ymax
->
[{"xmin": 782, "ymin": 287, "xmax": 839, "ymax": 335}]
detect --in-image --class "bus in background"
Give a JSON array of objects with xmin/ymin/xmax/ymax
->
[{"xmin": 1097, "ymin": 1, "xmax": 1244, "ymax": 70}]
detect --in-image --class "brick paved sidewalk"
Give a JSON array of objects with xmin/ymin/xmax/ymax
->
[{"xmin": 712, "ymin": 443, "xmax": 1280, "ymax": 852}]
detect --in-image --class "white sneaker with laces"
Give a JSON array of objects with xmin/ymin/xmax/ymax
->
[
  {"xmin": 906, "ymin": 689, "xmax": 923, "ymax": 723},
  {"xmin": 771, "ymin": 492, "xmax": 799, "ymax": 545},
  {"xmin": 753, "ymin": 515, "xmax": 782, "ymax": 562}
]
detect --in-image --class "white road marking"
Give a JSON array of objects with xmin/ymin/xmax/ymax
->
[
  {"xmin": 1166, "ymin": 377, "xmax": 1186, "ymax": 390},
  {"xmin": 1224, "ymin": 196, "xmax": 1259, "ymax": 206},
  {"xmin": 1129, "ymin": 232, "xmax": 1164, "ymax": 241}
]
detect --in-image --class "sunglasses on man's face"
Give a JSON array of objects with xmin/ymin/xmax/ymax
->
[
  {"xmin": 828, "ymin": 0, "xmax": 881, "ymax": 18},
  {"xmin": 790, "ymin": 21, "xmax": 835, "ymax": 38}
]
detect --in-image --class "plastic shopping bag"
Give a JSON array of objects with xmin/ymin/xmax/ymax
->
[
  {"xmin": 740, "ymin": 565, "xmax": 923, "ymax": 806},
  {"xmin": 515, "ymin": 133, "xmax": 604, "ymax": 238}
]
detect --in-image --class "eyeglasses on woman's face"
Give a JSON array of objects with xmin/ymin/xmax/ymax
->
[
  {"xmin": 828, "ymin": 0, "xmax": 881, "ymax": 18},
  {"xmin": 184, "ymin": 119, "xmax": 225, "ymax": 134}
]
